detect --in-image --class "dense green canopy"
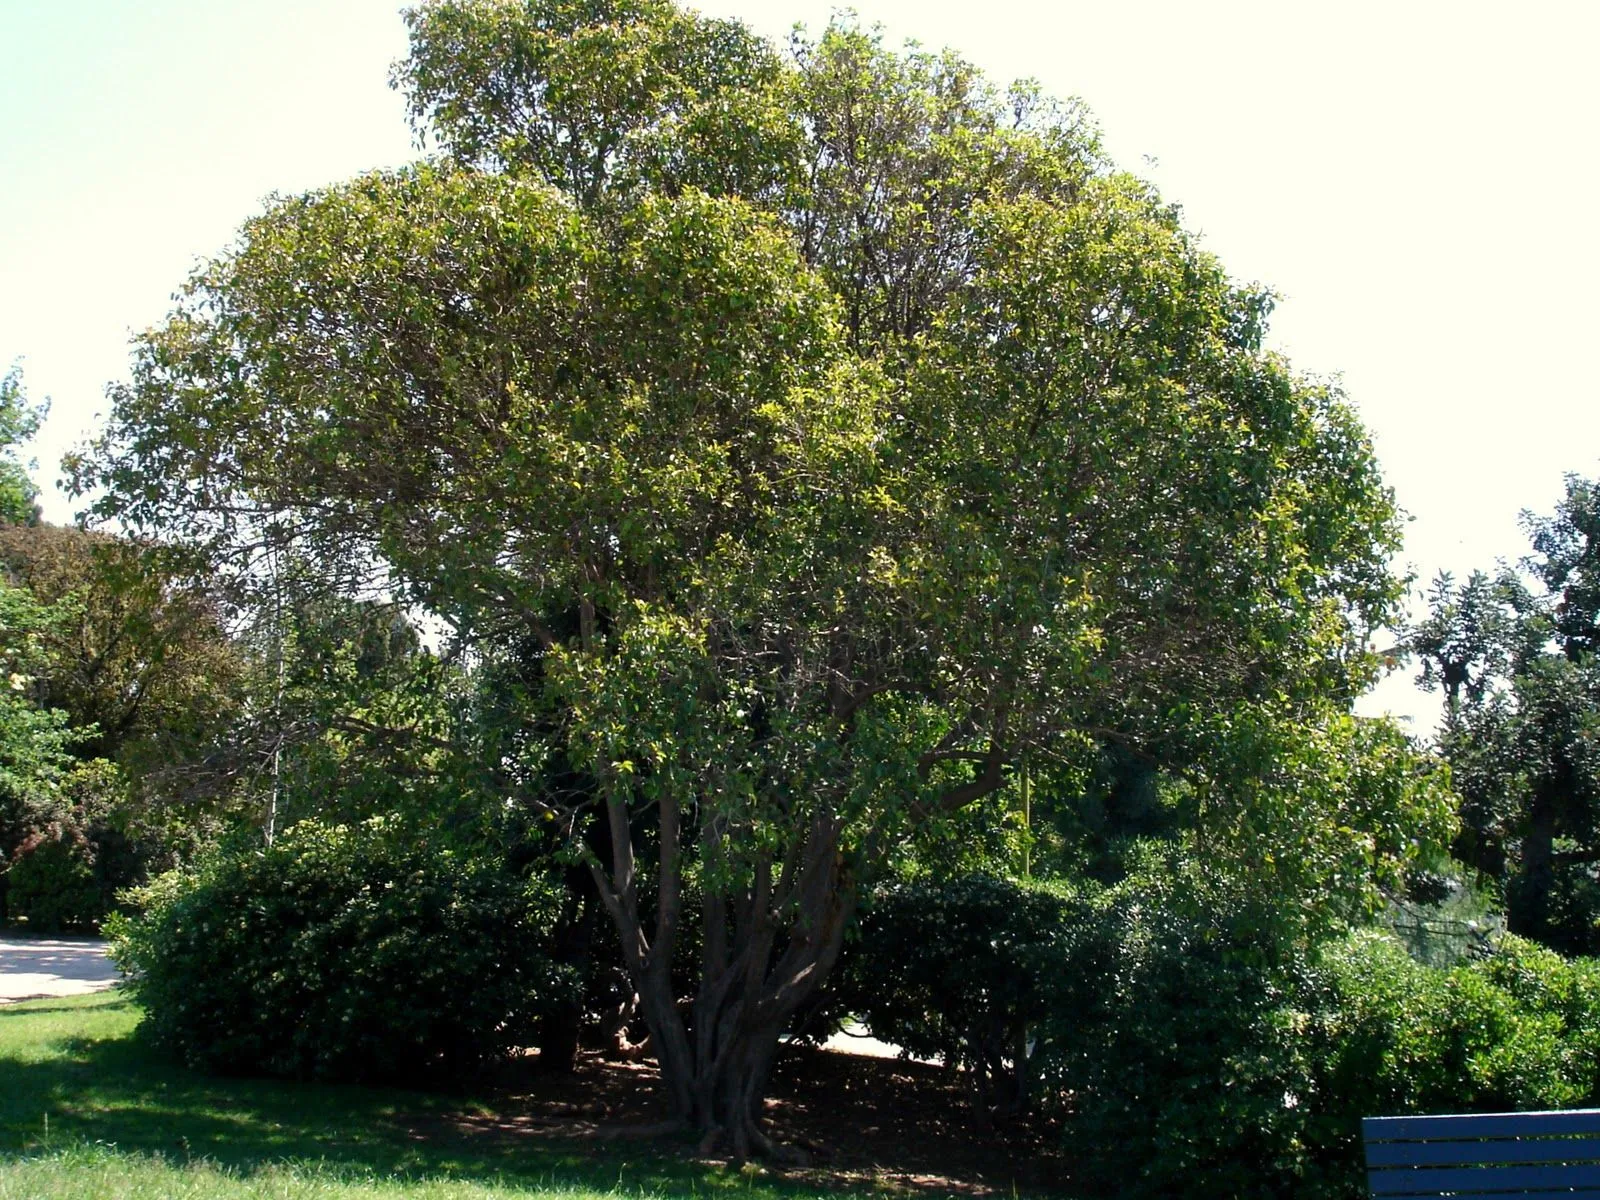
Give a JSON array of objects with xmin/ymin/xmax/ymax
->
[{"xmin": 74, "ymin": 0, "xmax": 1451, "ymax": 1152}]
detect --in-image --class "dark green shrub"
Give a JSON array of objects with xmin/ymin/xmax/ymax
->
[
  {"xmin": 839, "ymin": 862, "xmax": 1600, "ymax": 1199},
  {"xmin": 108, "ymin": 817, "xmax": 577, "ymax": 1083},
  {"xmin": 6, "ymin": 823, "xmax": 101, "ymax": 931},
  {"xmin": 3, "ymin": 821, "xmax": 155, "ymax": 932},
  {"xmin": 1041, "ymin": 872, "xmax": 1337, "ymax": 1200},
  {"xmin": 838, "ymin": 875, "xmax": 1093, "ymax": 1114},
  {"xmin": 837, "ymin": 865, "xmax": 1343, "ymax": 1191},
  {"xmin": 1051, "ymin": 907, "xmax": 1600, "ymax": 1200}
]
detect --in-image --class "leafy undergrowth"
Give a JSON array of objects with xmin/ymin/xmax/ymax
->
[{"xmin": 0, "ymin": 993, "xmax": 1070, "ymax": 1199}]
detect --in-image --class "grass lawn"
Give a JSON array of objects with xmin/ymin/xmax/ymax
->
[{"xmin": 0, "ymin": 992, "xmax": 933, "ymax": 1200}]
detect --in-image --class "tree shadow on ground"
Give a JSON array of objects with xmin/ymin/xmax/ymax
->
[
  {"xmin": 0, "ymin": 995, "xmax": 740, "ymax": 1197},
  {"xmin": 0, "ymin": 995, "xmax": 1070, "ymax": 1198}
]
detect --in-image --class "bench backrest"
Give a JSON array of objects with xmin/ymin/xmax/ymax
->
[{"xmin": 1363, "ymin": 1109, "xmax": 1600, "ymax": 1197}]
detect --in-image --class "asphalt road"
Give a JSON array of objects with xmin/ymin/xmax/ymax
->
[{"xmin": 0, "ymin": 936, "xmax": 120, "ymax": 1004}]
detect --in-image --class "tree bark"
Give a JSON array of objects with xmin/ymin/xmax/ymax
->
[
  {"xmin": 592, "ymin": 804, "xmax": 855, "ymax": 1158},
  {"xmin": 1511, "ymin": 794, "xmax": 1558, "ymax": 942}
]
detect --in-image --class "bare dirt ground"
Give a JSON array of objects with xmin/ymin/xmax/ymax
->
[
  {"xmin": 429, "ymin": 1045, "xmax": 1069, "ymax": 1197},
  {"xmin": 0, "ymin": 935, "xmax": 119, "ymax": 1004}
]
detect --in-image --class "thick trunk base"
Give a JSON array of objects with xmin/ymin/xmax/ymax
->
[{"xmin": 535, "ymin": 1004, "xmax": 582, "ymax": 1074}]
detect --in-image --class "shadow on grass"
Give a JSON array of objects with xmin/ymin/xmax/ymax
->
[
  {"xmin": 0, "ymin": 995, "xmax": 848, "ymax": 1199},
  {"xmin": 0, "ymin": 1004, "xmax": 104, "ymax": 1019}
]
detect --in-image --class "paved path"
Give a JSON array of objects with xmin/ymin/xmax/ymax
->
[
  {"xmin": 821, "ymin": 1023, "xmax": 907, "ymax": 1060},
  {"xmin": 0, "ymin": 935, "xmax": 120, "ymax": 1004}
]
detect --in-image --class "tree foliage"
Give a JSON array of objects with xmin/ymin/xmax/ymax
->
[
  {"xmin": 0, "ymin": 524, "xmax": 240, "ymax": 770},
  {"xmin": 1410, "ymin": 474, "xmax": 1600, "ymax": 953},
  {"xmin": 0, "ymin": 580, "xmax": 83, "ymax": 871},
  {"xmin": 0, "ymin": 366, "xmax": 43, "ymax": 526},
  {"xmin": 74, "ymin": 0, "xmax": 1441, "ymax": 1152},
  {"xmin": 0, "ymin": 383, "xmax": 120, "ymax": 925}
]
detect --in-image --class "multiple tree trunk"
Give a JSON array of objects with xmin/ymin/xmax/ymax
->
[{"xmin": 587, "ymin": 797, "xmax": 856, "ymax": 1157}]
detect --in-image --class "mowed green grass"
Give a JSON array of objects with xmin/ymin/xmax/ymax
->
[
  {"xmin": 0, "ymin": 993, "xmax": 892, "ymax": 1200},
  {"xmin": 0, "ymin": 1148, "xmax": 698, "ymax": 1200}
]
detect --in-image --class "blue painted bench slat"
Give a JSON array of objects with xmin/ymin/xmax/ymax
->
[
  {"xmin": 1363, "ymin": 1109, "xmax": 1600, "ymax": 1198},
  {"xmin": 1371, "ymin": 1164, "xmax": 1600, "ymax": 1194},
  {"xmin": 1367, "ymin": 1134, "xmax": 1600, "ymax": 1166}
]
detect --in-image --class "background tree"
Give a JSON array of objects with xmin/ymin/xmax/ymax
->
[
  {"xmin": 0, "ymin": 526, "xmax": 239, "ymax": 771},
  {"xmin": 75, "ymin": 0, "xmax": 1449, "ymax": 1155},
  {"xmin": 0, "ymin": 366, "xmax": 43, "ymax": 526},
  {"xmin": 0, "ymin": 578, "xmax": 87, "ymax": 922},
  {"xmin": 0, "ymin": 369, "xmax": 108, "ymax": 924},
  {"xmin": 1410, "ymin": 474, "xmax": 1600, "ymax": 953}
]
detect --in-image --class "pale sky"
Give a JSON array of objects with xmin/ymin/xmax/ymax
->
[{"xmin": 4, "ymin": 0, "xmax": 1598, "ymax": 732}]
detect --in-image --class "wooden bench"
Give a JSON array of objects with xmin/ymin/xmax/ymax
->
[{"xmin": 1363, "ymin": 1109, "xmax": 1600, "ymax": 1197}]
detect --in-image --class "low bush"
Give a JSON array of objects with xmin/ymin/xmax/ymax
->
[
  {"xmin": 843, "ymin": 861, "xmax": 1600, "ymax": 1200},
  {"xmin": 1040, "ymin": 870, "xmax": 1339, "ymax": 1200},
  {"xmin": 1471, "ymin": 931, "xmax": 1600, "ymax": 1088},
  {"xmin": 1050, "ymin": 891, "xmax": 1600, "ymax": 1200},
  {"xmin": 108, "ymin": 817, "xmax": 577, "ymax": 1083},
  {"xmin": 1320, "ymin": 932, "xmax": 1592, "ymax": 1118},
  {"xmin": 838, "ymin": 875, "xmax": 1094, "ymax": 1114}
]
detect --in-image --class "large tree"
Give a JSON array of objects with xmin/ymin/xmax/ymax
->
[{"xmin": 75, "ymin": 1, "xmax": 1447, "ymax": 1155}]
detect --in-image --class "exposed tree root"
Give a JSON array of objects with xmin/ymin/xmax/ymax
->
[
  {"xmin": 692, "ymin": 1118, "xmax": 811, "ymax": 1166},
  {"xmin": 744, "ymin": 1121, "xmax": 811, "ymax": 1167},
  {"xmin": 696, "ymin": 1125, "xmax": 723, "ymax": 1156}
]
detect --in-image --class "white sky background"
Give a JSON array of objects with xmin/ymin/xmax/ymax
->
[{"xmin": 4, "ymin": 0, "xmax": 1599, "ymax": 733}]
